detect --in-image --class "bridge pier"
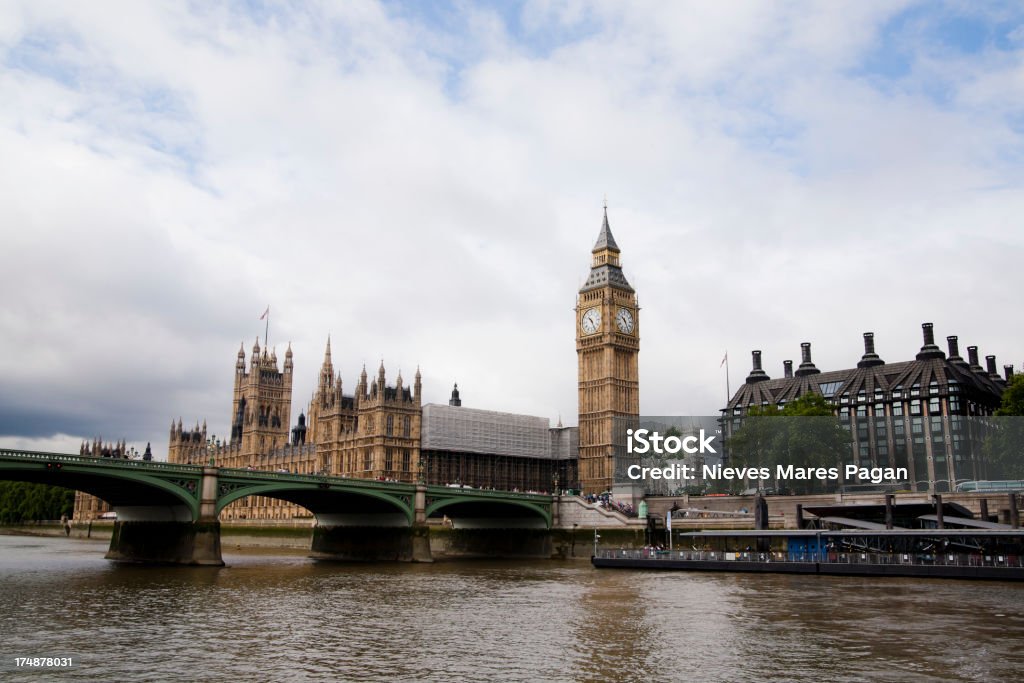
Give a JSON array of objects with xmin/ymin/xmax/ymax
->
[
  {"xmin": 309, "ymin": 484, "xmax": 434, "ymax": 562},
  {"xmin": 104, "ymin": 467, "xmax": 224, "ymax": 566},
  {"xmin": 431, "ymin": 527, "xmax": 553, "ymax": 558},
  {"xmin": 105, "ymin": 519, "xmax": 223, "ymax": 565},
  {"xmin": 411, "ymin": 484, "xmax": 432, "ymax": 562},
  {"xmin": 310, "ymin": 524, "xmax": 432, "ymax": 562}
]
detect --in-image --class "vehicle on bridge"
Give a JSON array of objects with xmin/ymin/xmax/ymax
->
[{"xmin": 956, "ymin": 480, "xmax": 1024, "ymax": 493}]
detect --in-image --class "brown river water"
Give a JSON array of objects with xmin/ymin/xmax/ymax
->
[{"xmin": 1, "ymin": 534, "xmax": 1023, "ymax": 682}]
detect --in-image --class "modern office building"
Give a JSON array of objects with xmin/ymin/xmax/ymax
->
[{"xmin": 724, "ymin": 324, "xmax": 1012, "ymax": 492}]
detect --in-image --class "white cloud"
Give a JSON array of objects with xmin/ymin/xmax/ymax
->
[{"xmin": 0, "ymin": 2, "xmax": 1021, "ymax": 455}]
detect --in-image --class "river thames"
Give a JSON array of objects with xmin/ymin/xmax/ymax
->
[{"xmin": 1, "ymin": 535, "xmax": 1023, "ymax": 682}]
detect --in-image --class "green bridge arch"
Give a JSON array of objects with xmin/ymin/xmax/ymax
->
[
  {"xmin": 425, "ymin": 495, "xmax": 552, "ymax": 528},
  {"xmin": 0, "ymin": 450, "xmax": 202, "ymax": 520},
  {"xmin": 215, "ymin": 480, "xmax": 414, "ymax": 524}
]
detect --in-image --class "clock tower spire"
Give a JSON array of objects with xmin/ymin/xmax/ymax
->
[{"xmin": 576, "ymin": 206, "xmax": 639, "ymax": 494}]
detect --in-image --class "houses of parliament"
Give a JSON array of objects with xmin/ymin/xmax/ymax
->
[{"xmin": 74, "ymin": 210, "xmax": 642, "ymax": 521}]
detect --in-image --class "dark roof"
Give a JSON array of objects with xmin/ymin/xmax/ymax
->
[
  {"xmin": 805, "ymin": 502, "xmax": 974, "ymax": 520},
  {"xmin": 727, "ymin": 354, "xmax": 1005, "ymax": 410},
  {"xmin": 582, "ymin": 208, "xmax": 632, "ymax": 292},
  {"xmin": 581, "ymin": 264, "xmax": 633, "ymax": 292},
  {"xmin": 592, "ymin": 208, "xmax": 619, "ymax": 252},
  {"xmin": 817, "ymin": 516, "xmax": 899, "ymax": 530},
  {"xmin": 674, "ymin": 529, "xmax": 1024, "ymax": 538}
]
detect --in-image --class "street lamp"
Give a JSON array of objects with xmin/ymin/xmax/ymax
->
[{"xmin": 593, "ymin": 527, "xmax": 601, "ymax": 557}]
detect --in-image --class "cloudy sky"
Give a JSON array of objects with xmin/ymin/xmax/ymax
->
[{"xmin": 1, "ymin": 1, "xmax": 1022, "ymax": 456}]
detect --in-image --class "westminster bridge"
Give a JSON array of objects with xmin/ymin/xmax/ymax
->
[{"xmin": 0, "ymin": 449, "xmax": 556, "ymax": 565}]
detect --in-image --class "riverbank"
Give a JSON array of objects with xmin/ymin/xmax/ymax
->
[{"xmin": 2, "ymin": 522, "xmax": 654, "ymax": 559}]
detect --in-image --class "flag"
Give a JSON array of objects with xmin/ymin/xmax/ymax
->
[
  {"xmin": 720, "ymin": 351, "xmax": 728, "ymax": 368},
  {"xmin": 666, "ymin": 509, "xmax": 672, "ymax": 532},
  {"xmin": 259, "ymin": 306, "xmax": 270, "ymax": 321}
]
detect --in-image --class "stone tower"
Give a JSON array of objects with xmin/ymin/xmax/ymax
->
[
  {"xmin": 576, "ymin": 207, "xmax": 640, "ymax": 494},
  {"xmin": 304, "ymin": 337, "xmax": 423, "ymax": 481},
  {"xmin": 229, "ymin": 337, "xmax": 294, "ymax": 454}
]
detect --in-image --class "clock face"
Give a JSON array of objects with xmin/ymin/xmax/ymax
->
[
  {"xmin": 581, "ymin": 307, "xmax": 601, "ymax": 335},
  {"xmin": 615, "ymin": 308, "xmax": 635, "ymax": 334}
]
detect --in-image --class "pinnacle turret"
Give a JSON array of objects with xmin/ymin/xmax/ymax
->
[
  {"xmin": 592, "ymin": 204, "xmax": 620, "ymax": 253},
  {"xmin": 582, "ymin": 206, "xmax": 632, "ymax": 292}
]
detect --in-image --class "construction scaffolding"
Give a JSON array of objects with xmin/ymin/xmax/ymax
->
[
  {"xmin": 422, "ymin": 404, "xmax": 555, "ymax": 460},
  {"xmin": 420, "ymin": 404, "xmax": 579, "ymax": 491}
]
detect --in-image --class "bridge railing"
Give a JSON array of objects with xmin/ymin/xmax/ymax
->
[
  {"xmin": 0, "ymin": 449, "xmax": 201, "ymax": 475},
  {"xmin": 0, "ymin": 450, "xmax": 554, "ymax": 501},
  {"xmin": 424, "ymin": 484, "xmax": 552, "ymax": 501},
  {"xmin": 218, "ymin": 467, "xmax": 415, "ymax": 490},
  {"xmin": 219, "ymin": 470, "xmax": 551, "ymax": 500}
]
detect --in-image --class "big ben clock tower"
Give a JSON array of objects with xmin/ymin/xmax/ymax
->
[{"xmin": 576, "ymin": 206, "xmax": 639, "ymax": 494}]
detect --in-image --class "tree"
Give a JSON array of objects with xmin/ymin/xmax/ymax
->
[
  {"xmin": 0, "ymin": 482, "xmax": 76, "ymax": 524},
  {"xmin": 983, "ymin": 375, "xmax": 1024, "ymax": 479},
  {"xmin": 725, "ymin": 404, "xmax": 782, "ymax": 470},
  {"xmin": 727, "ymin": 394, "xmax": 851, "ymax": 494},
  {"xmin": 779, "ymin": 393, "xmax": 835, "ymax": 418},
  {"xmin": 996, "ymin": 374, "xmax": 1024, "ymax": 417}
]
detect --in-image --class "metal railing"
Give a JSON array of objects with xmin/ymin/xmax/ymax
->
[
  {"xmin": 0, "ymin": 450, "xmax": 552, "ymax": 500},
  {"xmin": 595, "ymin": 548, "xmax": 1023, "ymax": 568},
  {"xmin": 0, "ymin": 449, "xmax": 200, "ymax": 474},
  {"xmin": 220, "ymin": 468, "xmax": 409, "ymax": 489}
]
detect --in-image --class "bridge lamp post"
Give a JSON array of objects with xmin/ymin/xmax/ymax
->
[{"xmin": 593, "ymin": 528, "xmax": 600, "ymax": 557}]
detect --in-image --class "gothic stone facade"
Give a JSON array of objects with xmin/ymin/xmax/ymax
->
[
  {"xmin": 73, "ymin": 208, "xmax": 634, "ymax": 518},
  {"xmin": 167, "ymin": 337, "xmax": 422, "ymax": 521}
]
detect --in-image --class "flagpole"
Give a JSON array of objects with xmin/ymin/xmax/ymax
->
[
  {"xmin": 259, "ymin": 305, "xmax": 270, "ymax": 350},
  {"xmin": 725, "ymin": 352, "xmax": 731, "ymax": 405}
]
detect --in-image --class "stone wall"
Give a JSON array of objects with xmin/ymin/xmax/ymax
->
[{"xmin": 555, "ymin": 495, "xmax": 646, "ymax": 529}]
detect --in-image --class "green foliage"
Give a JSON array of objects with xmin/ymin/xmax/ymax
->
[
  {"xmin": 727, "ymin": 394, "xmax": 851, "ymax": 494},
  {"xmin": 0, "ymin": 482, "xmax": 76, "ymax": 524},
  {"xmin": 996, "ymin": 374, "xmax": 1024, "ymax": 416},
  {"xmin": 981, "ymin": 376, "xmax": 1024, "ymax": 479},
  {"xmin": 983, "ymin": 422, "xmax": 1024, "ymax": 480},
  {"xmin": 779, "ymin": 393, "xmax": 836, "ymax": 417},
  {"xmin": 726, "ymin": 407, "xmax": 783, "ymax": 469}
]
